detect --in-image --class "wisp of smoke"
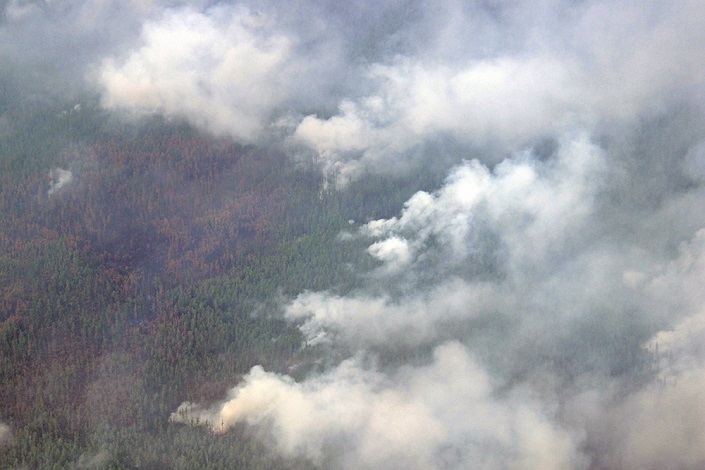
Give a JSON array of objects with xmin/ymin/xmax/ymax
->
[
  {"xmin": 48, "ymin": 168, "xmax": 73, "ymax": 196},
  {"xmin": 0, "ymin": 423, "xmax": 13, "ymax": 447}
]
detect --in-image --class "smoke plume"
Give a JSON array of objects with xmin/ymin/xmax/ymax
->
[
  {"xmin": 172, "ymin": 342, "xmax": 583, "ymax": 470},
  {"xmin": 4, "ymin": 0, "xmax": 705, "ymax": 468},
  {"xmin": 48, "ymin": 167, "xmax": 73, "ymax": 196},
  {"xmin": 0, "ymin": 423, "xmax": 12, "ymax": 447},
  {"xmin": 174, "ymin": 126, "xmax": 705, "ymax": 468}
]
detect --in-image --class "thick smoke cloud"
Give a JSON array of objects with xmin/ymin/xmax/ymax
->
[
  {"xmin": 148, "ymin": 1, "xmax": 705, "ymax": 468},
  {"xmin": 172, "ymin": 342, "xmax": 583, "ymax": 470},
  {"xmin": 98, "ymin": 5, "xmax": 297, "ymax": 142},
  {"xmin": 5, "ymin": 0, "xmax": 705, "ymax": 468},
  {"xmin": 88, "ymin": 0, "xmax": 705, "ymax": 179},
  {"xmin": 175, "ymin": 130, "xmax": 705, "ymax": 468},
  {"xmin": 285, "ymin": 135, "xmax": 607, "ymax": 347},
  {"xmin": 5, "ymin": 1, "xmax": 703, "ymax": 174},
  {"xmin": 291, "ymin": 0, "xmax": 705, "ymax": 180},
  {"xmin": 560, "ymin": 231, "xmax": 705, "ymax": 469}
]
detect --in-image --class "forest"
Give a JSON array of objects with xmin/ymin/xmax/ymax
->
[
  {"xmin": 3, "ymin": 1, "xmax": 705, "ymax": 469},
  {"xmin": 0, "ymin": 94, "xmax": 430, "ymax": 468}
]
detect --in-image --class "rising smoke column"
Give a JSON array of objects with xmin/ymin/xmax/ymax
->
[
  {"xmin": 159, "ymin": 2, "xmax": 705, "ymax": 467},
  {"xmin": 168, "ymin": 130, "xmax": 700, "ymax": 469},
  {"xmin": 173, "ymin": 131, "xmax": 705, "ymax": 468}
]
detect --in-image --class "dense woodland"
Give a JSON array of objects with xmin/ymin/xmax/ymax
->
[{"xmin": 0, "ymin": 96, "xmax": 438, "ymax": 468}]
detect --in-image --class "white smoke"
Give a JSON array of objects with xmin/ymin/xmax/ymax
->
[
  {"xmin": 561, "ymin": 229, "xmax": 705, "ymax": 469},
  {"xmin": 74, "ymin": 450, "xmax": 110, "ymax": 469},
  {"xmin": 97, "ymin": 5, "xmax": 295, "ymax": 142},
  {"xmin": 292, "ymin": 56, "xmax": 577, "ymax": 178},
  {"xmin": 174, "ymin": 127, "xmax": 705, "ymax": 467},
  {"xmin": 4, "ymin": 0, "xmax": 705, "ymax": 467},
  {"xmin": 285, "ymin": 278, "xmax": 485, "ymax": 348},
  {"xmin": 81, "ymin": 1, "xmax": 705, "ymax": 180},
  {"xmin": 362, "ymin": 135, "xmax": 604, "ymax": 272},
  {"xmin": 0, "ymin": 422, "xmax": 13, "ymax": 446},
  {"xmin": 48, "ymin": 167, "xmax": 73, "ymax": 196},
  {"xmin": 641, "ymin": 230, "xmax": 705, "ymax": 381},
  {"xmin": 285, "ymin": 135, "xmax": 607, "ymax": 348},
  {"xmin": 172, "ymin": 342, "xmax": 584, "ymax": 470},
  {"xmin": 292, "ymin": 0, "xmax": 705, "ymax": 178}
]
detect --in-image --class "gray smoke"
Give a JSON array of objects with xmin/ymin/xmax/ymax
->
[
  {"xmin": 5, "ymin": 0, "xmax": 705, "ymax": 468},
  {"xmin": 0, "ymin": 422, "xmax": 13, "ymax": 447},
  {"xmin": 88, "ymin": 0, "xmax": 705, "ymax": 180},
  {"xmin": 48, "ymin": 167, "xmax": 73, "ymax": 196},
  {"xmin": 173, "ymin": 127, "xmax": 705, "ymax": 468},
  {"xmin": 150, "ymin": 1, "xmax": 705, "ymax": 467},
  {"xmin": 172, "ymin": 342, "xmax": 584, "ymax": 469}
]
